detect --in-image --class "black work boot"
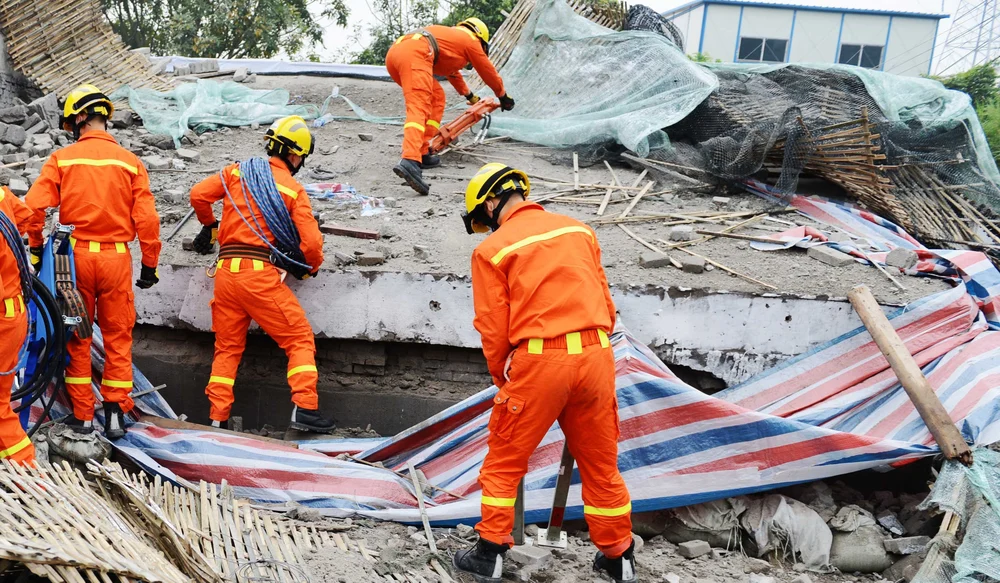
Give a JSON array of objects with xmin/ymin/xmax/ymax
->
[
  {"xmin": 421, "ymin": 153, "xmax": 441, "ymax": 169},
  {"xmin": 63, "ymin": 414, "xmax": 94, "ymax": 435},
  {"xmin": 594, "ymin": 539, "xmax": 638, "ymax": 583},
  {"xmin": 453, "ymin": 537, "xmax": 507, "ymax": 583},
  {"xmin": 102, "ymin": 402, "xmax": 127, "ymax": 440},
  {"xmin": 394, "ymin": 159, "xmax": 430, "ymax": 195},
  {"xmin": 289, "ymin": 406, "xmax": 336, "ymax": 434}
]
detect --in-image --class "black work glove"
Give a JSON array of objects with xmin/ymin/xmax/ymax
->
[
  {"xmin": 499, "ymin": 94, "xmax": 515, "ymax": 111},
  {"xmin": 29, "ymin": 246, "xmax": 43, "ymax": 269},
  {"xmin": 465, "ymin": 92, "xmax": 480, "ymax": 105},
  {"xmin": 136, "ymin": 264, "xmax": 159, "ymax": 289},
  {"xmin": 192, "ymin": 221, "xmax": 219, "ymax": 255}
]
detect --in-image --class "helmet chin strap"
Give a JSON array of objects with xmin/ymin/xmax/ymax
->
[{"xmin": 486, "ymin": 191, "xmax": 514, "ymax": 231}]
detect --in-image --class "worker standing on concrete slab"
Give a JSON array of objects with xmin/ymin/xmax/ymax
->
[
  {"xmin": 454, "ymin": 163, "xmax": 636, "ymax": 583},
  {"xmin": 25, "ymin": 84, "xmax": 161, "ymax": 440},
  {"xmin": 188, "ymin": 115, "xmax": 335, "ymax": 434},
  {"xmin": 386, "ymin": 18, "xmax": 515, "ymax": 196},
  {"xmin": 0, "ymin": 186, "xmax": 35, "ymax": 464}
]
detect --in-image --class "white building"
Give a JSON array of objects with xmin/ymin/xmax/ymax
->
[{"xmin": 663, "ymin": 0, "xmax": 948, "ymax": 76}]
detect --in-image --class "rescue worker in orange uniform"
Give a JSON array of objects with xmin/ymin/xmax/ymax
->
[
  {"xmin": 453, "ymin": 164, "xmax": 636, "ymax": 583},
  {"xmin": 0, "ymin": 186, "xmax": 36, "ymax": 464},
  {"xmin": 188, "ymin": 115, "xmax": 335, "ymax": 433},
  {"xmin": 386, "ymin": 17, "xmax": 515, "ymax": 196},
  {"xmin": 25, "ymin": 84, "xmax": 161, "ymax": 440}
]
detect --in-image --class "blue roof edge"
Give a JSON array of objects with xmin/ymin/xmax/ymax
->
[{"xmin": 663, "ymin": 0, "xmax": 948, "ymax": 20}]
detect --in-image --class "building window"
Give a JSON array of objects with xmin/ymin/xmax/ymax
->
[
  {"xmin": 737, "ymin": 37, "xmax": 788, "ymax": 63},
  {"xmin": 838, "ymin": 44, "xmax": 883, "ymax": 69}
]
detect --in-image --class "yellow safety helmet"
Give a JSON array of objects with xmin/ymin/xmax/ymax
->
[
  {"xmin": 458, "ymin": 17, "xmax": 490, "ymax": 44},
  {"xmin": 61, "ymin": 84, "xmax": 114, "ymax": 132},
  {"xmin": 462, "ymin": 162, "xmax": 530, "ymax": 234},
  {"xmin": 264, "ymin": 115, "xmax": 315, "ymax": 158}
]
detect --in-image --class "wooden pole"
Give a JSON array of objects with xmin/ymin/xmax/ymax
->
[{"xmin": 847, "ymin": 285, "xmax": 973, "ymax": 465}]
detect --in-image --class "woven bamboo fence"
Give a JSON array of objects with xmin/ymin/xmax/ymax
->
[{"xmin": 0, "ymin": 0, "xmax": 172, "ymax": 96}]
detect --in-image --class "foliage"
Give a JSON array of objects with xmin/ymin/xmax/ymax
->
[
  {"xmin": 977, "ymin": 98, "xmax": 1000, "ymax": 163},
  {"xmin": 101, "ymin": 0, "xmax": 348, "ymax": 59},
  {"xmin": 934, "ymin": 62, "xmax": 999, "ymax": 109},
  {"xmin": 688, "ymin": 52, "xmax": 719, "ymax": 63},
  {"xmin": 351, "ymin": 0, "xmax": 440, "ymax": 65}
]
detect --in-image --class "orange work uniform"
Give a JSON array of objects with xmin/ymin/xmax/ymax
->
[
  {"xmin": 0, "ymin": 187, "xmax": 35, "ymax": 463},
  {"xmin": 471, "ymin": 201, "xmax": 632, "ymax": 558},
  {"xmin": 189, "ymin": 157, "xmax": 324, "ymax": 422},
  {"xmin": 25, "ymin": 130, "xmax": 161, "ymax": 421},
  {"xmin": 385, "ymin": 24, "xmax": 506, "ymax": 162}
]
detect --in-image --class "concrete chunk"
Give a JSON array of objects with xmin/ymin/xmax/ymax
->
[
  {"xmin": 680, "ymin": 256, "xmax": 706, "ymax": 274},
  {"xmin": 712, "ymin": 196, "xmax": 730, "ymax": 206},
  {"xmin": 233, "ymin": 67, "xmax": 249, "ymax": 83},
  {"xmin": 665, "ymin": 573, "xmax": 681, "ymax": 583},
  {"xmin": 677, "ymin": 539, "xmax": 711, "ymax": 559},
  {"xmin": 807, "ymin": 245, "xmax": 854, "ymax": 267},
  {"xmin": 333, "ymin": 252, "xmax": 356, "ymax": 266},
  {"xmin": 8, "ymin": 178, "xmax": 28, "ymax": 196},
  {"xmin": 2, "ymin": 152, "xmax": 28, "ymax": 164},
  {"xmin": 413, "ymin": 245, "xmax": 431, "ymax": 261},
  {"xmin": 877, "ymin": 510, "xmax": 905, "ymax": 536},
  {"xmin": 883, "ymin": 536, "xmax": 930, "ymax": 555},
  {"xmin": 141, "ymin": 155, "xmax": 171, "ymax": 170},
  {"xmin": 886, "ymin": 247, "xmax": 919, "ymax": 270},
  {"xmin": 175, "ymin": 148, "xmax": 201, "ymax": 162},
  {"xmin": 356, "ymin": 252, "xmax": 385, "ymax": 266},
  {"xmin": 639, "ymin": 252, "xmax": 672, "ymax": 268},
  {"xmin": 669, "ymin": 224, "xmax": 696, "ymax": 241},
  {"xmin": 507, "ymin": 543, "xmax": 552, "ymax": 567},
  {"xmin": 0, "ymin": 105, "xmax": 27, "ymax": 124},
  {"xmin": 358, "ymin": 133, "xmax": 374, "ymax": 142},
  {"xmin": 2, "ymin": 124, "xmax": 26, "ymax": 147}
]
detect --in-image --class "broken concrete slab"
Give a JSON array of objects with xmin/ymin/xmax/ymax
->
[
  {"xmin": 807, "ymin": 245, "xmax": 854, "ymax": 267},
  {"xmin": 712, "ymin": 196, "xmax": 730, "ymax": 206},
  {"xmin": 886, "ymin": 247, "xmax": 918, "ymax": 270},
  {"xmin": 175, "ymin": 148, "xmax": 201, "ymax": 162},
  {"xmin": 669, "ymin": 224, "xmax": 696, "ymax": 241},
  {"xmin": 356, "ymin": 252, "xmax": 386, "ymax": 266},
  {"xmin": 140, "ymin": 133, "xmax": 176, "ymax": 150},
  {"xmin": 233, "ymin": 67, "xmax": 249, "ymax": 83},
  {"xmin": 639, "ymin": 252, "xmax": 673, "ymax": 268},
  {"xmin": 20, "ymin": 113, "xmax": 41, "ymax": 130},
  {"xmin": 358, "ymin": 133, "xmax": 374, "ymax": 142},
  {"xmin": 0, "ymin": 105, "xmax": 27, "ymax": 124},
  {"xmin": 3, "ymin": 152, "xmax": 28, "ymax": 165},
  {"xmin": 876, "ymin": 510, "xmax": 904, "ymax": 536},
  {"xmin": 677, "ymin": 540, "xmax": 711, "ymax": 559},
  {"xmin": 882, "ymin": 536, "xmax": 929, "ymax": 555},
  {"xmin": 141, "ymin": 155, "xmax": 171, "ymax": 170},
  {"xmin": 333, "ymin": 252, "xmax": 356, "ymax": 266},
  {"xmin": 743, "ymin": 557, "xmax": 771, "ymax": 574},
  {"xmin": 507, "ymin": 544, "xmax": 552, "ymax": 567},
  {"xmin": 680, "ymin": 256, "xmax": 706, "ymax": 274}
]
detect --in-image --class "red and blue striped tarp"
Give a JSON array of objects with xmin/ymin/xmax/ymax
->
[{"xmin": 112, "ymin": 283, "xmax": 999, "ymax": 525}]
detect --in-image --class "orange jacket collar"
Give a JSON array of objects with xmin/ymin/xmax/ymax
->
[
  {"xmin": 77, "ymin": 129, "xmax": 118, "ymax": 144},
  {"xmin": 498, "ymin": 200, "xmax": 542, "ymax": 226}
]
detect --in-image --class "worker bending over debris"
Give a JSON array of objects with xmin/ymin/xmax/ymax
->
[
  {"xmin": 0, "ymin": 185, "xmax": 35, "ymax": 463},
  {"xmin": 25, "ymin": 84, "xmax": 161, "ymax": 439},
  {"xmin": 454, "ymin": 163, "xmax": 636, "ymax": 583},
  {"xmin": 385, "ymin": 17, "xmax": 515, "ymax": 196},
  {"xmin": 188, "ymin": 115, "xmax": 335, "ymax": 434}
]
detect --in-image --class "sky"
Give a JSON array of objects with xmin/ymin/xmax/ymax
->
[{"xmin": 314, "ymin": 0, "xmax": 975, "ymax": 73}]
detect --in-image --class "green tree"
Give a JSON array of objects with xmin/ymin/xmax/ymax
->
[
  {"xmin": 101, "ymin": 0, "xmax": 348, "ymax": 59},
  {"xmin": 934, "ymin": 62, "xmax": 999, "ymax": 109},
  {"xmin": 351, "ymin": 0, "xmax": 440, "ymax": 65},
  {"xmin": 441, "ymin": 0, "xmax": 516, "ymax": 34}
]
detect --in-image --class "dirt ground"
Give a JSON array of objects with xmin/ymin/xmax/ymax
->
[{"xmin": 144, "ymin": 75, "xmax": 949, "ymax": 305}]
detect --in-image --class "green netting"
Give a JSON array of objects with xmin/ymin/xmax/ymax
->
[
  {"xmin": 704, "ymin": 61, "xmax": 1000, "ymax": 187},
  {"xmin": 110, "ymin": 81, "xmax": 320, "ymax": 147},
  {"xmin": 914, "ymin": 448, "xmax": 1000, "ymax": 583},
  {"xmin": 482, "ymin": 0, "xmax": 717, "ymax": 157}
]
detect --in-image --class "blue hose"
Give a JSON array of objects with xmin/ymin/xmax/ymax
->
[
  {"xmin": 220, "ymin": 157, "xmax": 312, "ymax": 273},
  {"xmin": 0, "ymin": 210, "xmax": 31, "ymax": 376}
]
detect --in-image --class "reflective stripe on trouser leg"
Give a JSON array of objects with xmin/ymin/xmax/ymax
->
[
  {"xmin": 559, "ymin": 345, "xmax": 632, "ymax": 558},
  {"xmin": 421, "ymin": 82, "xmax": 446, "ymax": 155},
  {"xmin": 66, "ymin": 249, "xmax": 98, "ymax": 421},
  {"xmin": 207, "ymin": 273, "xmax": 253, "ymax": 422},
  {"xmin": 390, "ymin": 46, "xmax": 435, "ymax": 162},
  {"xmin": 476, "ymin": 348, "xmax": 574, "ymax": 547},
  {"xmin": 94, "ymin": 251, "xmax": 136, "ymax": 414},
  {"xmin": 0, "ymin": 310, "xmax": 34, "ymax": 464}
]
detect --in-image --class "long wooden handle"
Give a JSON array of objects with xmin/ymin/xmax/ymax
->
[{"xmin": 848, "ymin": 285, "xmax": 973, "ymax": 465}]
